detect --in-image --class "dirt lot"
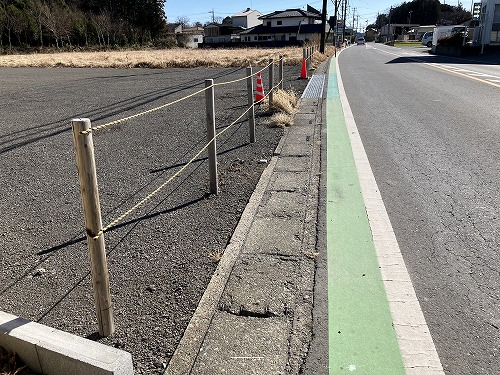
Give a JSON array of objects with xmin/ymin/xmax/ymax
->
[{"xmin": 0, "ymin": 49, "xmax": 316, "ymax": 373}]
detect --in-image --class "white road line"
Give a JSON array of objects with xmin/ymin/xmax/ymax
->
[{"xmin": 335, "ymin": 53, "xmax": 445, "ymax": 375}]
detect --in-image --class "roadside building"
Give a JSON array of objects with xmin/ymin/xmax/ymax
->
[
  {"xmin": 174, "ymin": 26, "xmax": 204, "ymax": 48},
  {"xmin": 476, "ymin": 0, "xmax": 500, "ymax": 47},
  {"xmin": 380, "ymin": 23, "xmax": 420, "ymax": 42},
  {"xmin": 232, "ymin": 8, "xmax": 263, "ymax": 29},
  {"xmin": 203, "ymin": 9, "xmax": 262, "ymax": 45},
  {"xmin": 240, "ymin": 8, "xmax": 323, "ymax": 45},
  {"xmin": 415, "ymin": 25, "xmax": 436, "ymax": 40}
]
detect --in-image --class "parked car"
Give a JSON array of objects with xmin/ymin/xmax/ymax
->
[
  {"xmin": 357, "ymin": 37, "xmax": 365, "ymax": 45},
  {"xmin": 421, "ymin": 31, "xmax": 433, "ymax": 47}
]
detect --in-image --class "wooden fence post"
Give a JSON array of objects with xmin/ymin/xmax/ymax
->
[
  {"xmin": 269, "ymin": 58, "xmax": 274, "ymax": 105},
  {"xmin": 205, "ymin": 79, "xmax": 218, "ymax": 195},
  {"xmin": 279, "ymin": 56, "xmax": 284, "ymax": 90},
  {"xmin": 71, "ymin": 118, "xmax": 114, "ymax": 338},
  {"xmin": 246, "ymin": 67, "xmax": 256, "ymax": 143}
]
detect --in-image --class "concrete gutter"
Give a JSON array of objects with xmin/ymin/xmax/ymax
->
[{"xmin": 0, "ymin": 311, "xmax": 133, "ymax": 375}]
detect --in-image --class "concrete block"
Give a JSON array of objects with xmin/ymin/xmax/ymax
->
[
  {"xmin": 191, "ymin": 311, "xmax": 290, "ymax": 375},
  {"xmin": 270, "ymin": 171, "xmax": 309, "ymax": 193},
  {"xmin": 0, "ymin": 311, "xmax": 133, "ymax": 375},
  {"xmin": 274, "ymin": 155, "xmax": 311, "ymax": 171},
  {"xmin": 257, "ymin": 191, "xmax": 306, "ymax": 218},
  {"xmin": 242, "ymin": 217, "xmax": 302, "ymax": 256},
  {"xmin": 220, "ymin": 255, "xmax": 299, "ymax": 317},
  {"xmin": 279, "ymin": 142, "xmax": 313, "ymax": 157}
]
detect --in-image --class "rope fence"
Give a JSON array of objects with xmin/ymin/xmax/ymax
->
[{"xmin": 71, "ymin": 46, "xmax": 320, "ymax": 336}]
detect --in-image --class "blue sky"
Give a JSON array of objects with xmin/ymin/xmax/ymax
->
[{"xmin": 165, "ymin": 0, "xmax": 474, "ymax": 27}]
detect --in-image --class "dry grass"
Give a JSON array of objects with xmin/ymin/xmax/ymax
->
[
  {"xmin": 0, "ymin": 45, "xmax": 336, "ymax": 69},
  {"xmin": 263, "ymin": 88, "xmax": 300, "ymax": 128},
  {"xmin": 265, "ymin": 112, "xmax": 295, "ymax": 128},
  {"xmin": 268, "ymin": 89, "xmax": 299, "ymax": 115},
  {"xmin": 208, "ymin": 248, "xmax": 224, "ymax": 263}
]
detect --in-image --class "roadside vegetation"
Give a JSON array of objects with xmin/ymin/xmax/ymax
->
[
  {"xmin": 0, "ymin": 44, "xmax": 335, "ymax": 68},
  {"xmin": 264, "ymin": 89, "xmax": 299, "ymax": 128},
  {"xmin": 0, "ymin": 0, "xmax": 166, "ymax": 51}
]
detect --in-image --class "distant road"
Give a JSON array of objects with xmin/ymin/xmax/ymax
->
[{"xmin": 338, "ymin": 44, "xmax": 499, "ymax": 374}]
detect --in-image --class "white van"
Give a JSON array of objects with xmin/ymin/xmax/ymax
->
[{"xmin": 421, "ymin": 31, "xmax": 433, "ymax": 47}]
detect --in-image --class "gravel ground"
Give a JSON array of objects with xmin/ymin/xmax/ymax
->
[{"xmin": 0, "ymin": 65, "xmax": 308, "ymax": 373}]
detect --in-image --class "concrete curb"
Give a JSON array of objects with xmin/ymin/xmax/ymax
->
[
  {"xmin": 0, "ymin": 311, "xmax": 133, "ymax": 375},
  {"xmin": 165, "ymin": 133, "xmax": 285, "ymax": 375},
  {"xmin": 166, "ymin": 61, "xmax": 327, "ymax": 375}
]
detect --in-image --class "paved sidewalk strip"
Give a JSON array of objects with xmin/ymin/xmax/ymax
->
[{"xmin": 166, "ymin": 72, "xmax": 324, "ymax": 374}]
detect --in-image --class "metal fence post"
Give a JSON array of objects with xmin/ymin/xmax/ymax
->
[
  {"xmin": 279, "ymin": 56, "xmax": 284, "ymax": 90},
  {"xmin": 71, "ymin": 118, "xmax": 114, "ymax": 338},
  {"xmin": 246, "ymin": 67, "xmax": 256, "ymax": 143},
  {"xmin": 269, "ymin": 58, "xmax": 274, "ymax": 105},
  {"xmin": 205, "ymin": 79, "xmax": 218, "ymax": 195}
]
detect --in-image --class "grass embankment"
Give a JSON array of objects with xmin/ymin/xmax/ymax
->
[{"xmin": 0, "ymin": 46, "xmax": 335, "ymax": 69}]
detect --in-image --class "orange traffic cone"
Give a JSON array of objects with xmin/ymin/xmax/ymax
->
[
  {"xmin": 299, "ymin": 58, "xmax": 308, "ymax": 79},
  {"xmin": 255, "ymin": 71, "xmax": 265, "ymax": 103}
]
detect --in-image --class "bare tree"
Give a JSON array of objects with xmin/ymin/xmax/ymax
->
[
  {"xmin": 1, "ymin": 0, "xmax": 13, "ymax": 48},
  {"xmin": 9, "ymin": 4, "xmax": 28, "ymax": 46},
  {"xmin": 26, "ymin": 0, "xmax": 45, "ymax": 46},
  {"xmin": 41, "ymin": 1, "xmax": 73, "ymax": 48},
  {"xmin": 94, "ymin": 10, "xmax": 112, "ymax": 45},
  {"xmin": 175, "ymin": 15, "xmax": 189, "ymax": 27},
  {"xmin": 0, "ymin": 1, "xmax": 5, "ymax": 47}
]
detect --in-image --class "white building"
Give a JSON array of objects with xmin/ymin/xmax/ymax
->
[
  {"xmin": 174, "ymin": 26, "xmax": 204, "ymax": 48},
  {"xmin": 477, "ymin": 0, "xmax": 500, "ymax": 46},
  {"xmin": 232, "ymin": 8, "xmax": 263, "ymax": 29},
  {"xmin": 240, "ymin": 8, "xmax": 323, "ymax": 44}
]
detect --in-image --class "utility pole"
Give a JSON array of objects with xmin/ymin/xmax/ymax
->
[
  {"xmin": 353, "ymin": 7, "xmax": 356, "ymax": 35},
  {"xmin": 333, "ymin": 0, "xmax": 341, "ymax": 54},
  {"xmin": 342, "ymin": 0, "xmax": 348, "ymax": 45},
  {"xmin": 320, "ymin": 0, "xmax": 327, "ymax": 52},
  {"xmin": 388, "ymin": 7, "xmax": 392, "ymax": 43}
]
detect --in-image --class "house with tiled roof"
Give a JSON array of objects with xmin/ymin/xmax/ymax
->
[
  {"xmin": 232, "ymin": 8, "xmax": 263, "ymax": 29},
  {"xmin": 203, "ymin": 8, "xmax": 262, "ymax": 44},
  {"xmin": 240, "ymin": 8, "xmax": 323, "ymax": 44}
]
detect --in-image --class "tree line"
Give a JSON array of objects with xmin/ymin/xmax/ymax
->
[
  {"xmin": 0, "ymin": 0, "xmax": 167, "ymax": 50},
  {"xmin": 369, "ymin": 0, "xmax": 471, "ymax": 29}
]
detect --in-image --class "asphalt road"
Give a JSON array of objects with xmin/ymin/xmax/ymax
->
[
  {"xmin": 338, "ymin": 44, "xmax": 499, "ymax": 374},
  {"xmin": 0, "ymin": 65, "xmax": 307, "ymax": 373}
]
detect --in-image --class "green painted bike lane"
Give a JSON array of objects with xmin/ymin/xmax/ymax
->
[{"xmin": 326, "ymin": 58, "xmax": 406, "ymax": 374}]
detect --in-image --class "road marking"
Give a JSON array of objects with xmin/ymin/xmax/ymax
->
[
  {"xmin": 426, "ymin": 63, "xmax": 500, "ymax": 88},
  {"xmin": 327, "ymin": 57, "xmax": 406, "ymax": 374},
  {"xmin": 371, "ymin": 46, "xmax": 500, "ymax": 88},
  {"xmin": 332, "ymin": 52, "xmax": 445, "ymax": 374}
]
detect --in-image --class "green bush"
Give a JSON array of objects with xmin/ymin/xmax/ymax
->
[{"xmin": 437, "ymin": 33, "xmax": 469, "ymax": 47}]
